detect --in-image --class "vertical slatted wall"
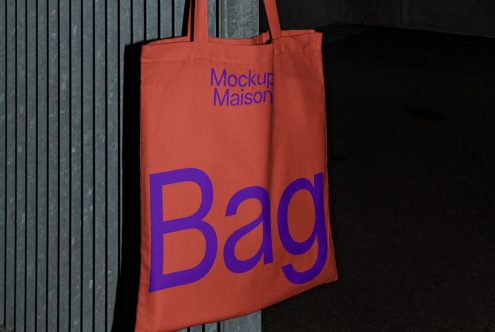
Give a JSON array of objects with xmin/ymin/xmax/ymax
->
[{"xmin": 0, "ymin": 0, "xmax": 261, "ymax": 331}]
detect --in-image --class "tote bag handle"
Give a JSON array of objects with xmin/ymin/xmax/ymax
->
[{"xmin": 191, "ymin": 0, "xmax": 282, "ymax": 42}]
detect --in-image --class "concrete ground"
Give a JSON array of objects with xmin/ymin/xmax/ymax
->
[{"xmin": 263, "ymin": 25, "xmax": 495, "ymax": 331}]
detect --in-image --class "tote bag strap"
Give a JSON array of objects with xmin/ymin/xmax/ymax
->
[{"xmin": 191, "ymin": 0, "xmax": 282, "ymax": 43}]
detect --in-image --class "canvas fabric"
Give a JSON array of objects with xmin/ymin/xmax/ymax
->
[{"xmin": 136, "ymin": 1, "xmax": 338, "ymax": 330}]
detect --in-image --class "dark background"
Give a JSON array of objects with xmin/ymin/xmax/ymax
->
[{"xmin": 262, "ymin": 1, "xmax": 495, "ymax": 331}]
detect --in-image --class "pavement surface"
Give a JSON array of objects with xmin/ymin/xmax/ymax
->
[{"xmin": 262, "ymin": 25, "xmax": 495, "ymax": 331}]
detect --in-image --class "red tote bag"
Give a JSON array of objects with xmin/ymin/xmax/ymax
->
[{"xmin": 136, "ymin": 1, "xmax": 338, "ymax": 330}]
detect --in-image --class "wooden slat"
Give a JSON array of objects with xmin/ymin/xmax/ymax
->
[
  {"xmin": 58, "ymin": 0, "xmax": 71, "ymax": 331},
  {"xmin": 81, "ymin": 0, "xmax": 94, "ymax": 330},
  {"xmin": 25, "ymin": 0, "xmax": 38, "ymax": 330},
  {"xmin": 47, "ymin": 0, "xmax": 60, "ymax": 329},
  {"xmin": 5, "ymin": 1, "xmax": 17, "ymax": 331},
  {"xmin": 146, "ymin": 0, "xmax": 159, "ymax": 40},
  {"xmin": 35, "ymin": 0, "xmax": 49, "ymax": 329},
  {"xmin": 209, "ymin": 0, "xmax": 217, "ymax": 37},
  {"xmin": 94, "ymin": 0, "xmax": 107, "ymax": 330},
  {"xmin": 0, "ymin": 0, "xmax": 6, "ymax": 327},
  {"xmin": 159, "ymin": 0, "xmax": 173, "ymax": 38},
  {"xmin": 69, "ymin": 0, "xmax": 83, "ymax": 330},
  {"xmin": 220, "ymin": 0, "xmax": 259, "ymax": 38},
  {"xmin": 106, "ymin": 0, "xmax": 120, "ymax": 329},
  {"xmin": 174, "ymin": 0, "xmax": 186, "ymax": 36},
  {"xmin": 133, "ymin": 0, "xmax": 145, "ymax": 42},
  {"xmin": 15, "ymin": 0, "xmax": 27, "ymax": 330}
]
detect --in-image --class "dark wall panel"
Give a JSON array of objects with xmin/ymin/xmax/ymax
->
[
  {"xmin": 349, "ymin": 0, "xmax": 400, "ymax": 26},
  {"xmin": 271, "ymin": 0, "xmax": 344, "ymax": 29},
  {"xmin": 401, "ymin": 0, "xmax": 495, "ymax": 37},
  {"xmin": 278, "ymin": 0, "xmax": 495, "ymax": 37}
]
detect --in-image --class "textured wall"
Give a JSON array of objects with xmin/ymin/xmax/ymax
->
[{"xmin": 0, "ymin": 0, "xmax": 260, "ymax": 331}]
